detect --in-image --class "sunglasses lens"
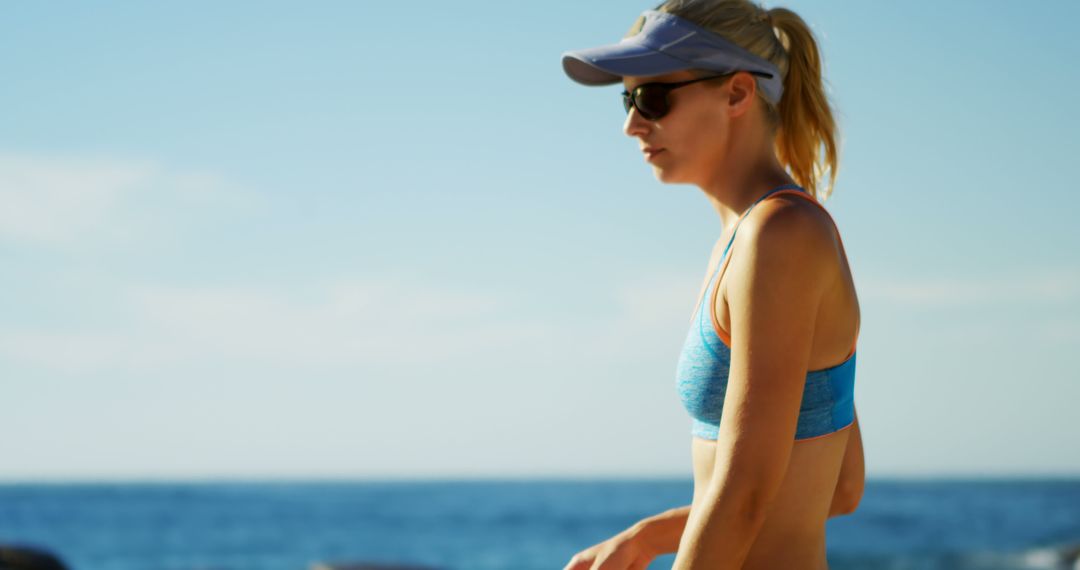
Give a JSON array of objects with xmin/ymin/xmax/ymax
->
[{"xmin": 634, "ymin": 87, "xmax": 668, "ymax": 120}]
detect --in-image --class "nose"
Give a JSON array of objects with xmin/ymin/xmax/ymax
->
[{"xmin": 623, "ymin": 105, "xmax": 652, "ymax": 138}]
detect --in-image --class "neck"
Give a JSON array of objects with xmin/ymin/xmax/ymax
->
[{"xmin": 697, "ymin": 125, "xmax": 795, "ymax": 231}]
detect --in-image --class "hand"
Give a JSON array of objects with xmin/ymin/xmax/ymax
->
[{"xmin": 563, "ymin": 528, "xmax": 656, "ymax": 570}]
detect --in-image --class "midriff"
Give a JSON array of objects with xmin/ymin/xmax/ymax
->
[{"xmin": 690, "ymin": 430, "xmax": 849, "ymax": 570}]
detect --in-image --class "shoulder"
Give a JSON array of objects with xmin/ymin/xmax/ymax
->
[
  {"xmin": 745, "ymin": 193, "xmax": 836, "ymax": 247},
  {"xmin": 729, "ymin": 193, "xmax": 838, "ymax": 296}
]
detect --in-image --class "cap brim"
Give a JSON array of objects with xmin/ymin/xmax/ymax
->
[{"xmin": 562, "ymin": 40, "xmax": 693, "ymax": 86}]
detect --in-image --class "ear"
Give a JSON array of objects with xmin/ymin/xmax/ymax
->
[{"xmin": 725, "ymin": 71, "xmax": 760, "ymax": 118}]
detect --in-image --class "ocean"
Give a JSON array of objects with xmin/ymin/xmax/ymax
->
[{"xmin": 1, "ymin": 478, "xmax": 1078, "ymax": 570}]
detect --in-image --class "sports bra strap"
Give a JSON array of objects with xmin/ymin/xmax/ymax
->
[
  {"xmin": 716, "ymin": 183, "xmax": 806, "ymax": 270},
  {"xmin": 686, "ymin": 184, "xmax": 807, "ymax": 323}
]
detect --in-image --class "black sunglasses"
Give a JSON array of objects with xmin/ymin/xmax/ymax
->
[{"xmin": 621, "ymin": 71, "xmax": 774, "ymax": 121}]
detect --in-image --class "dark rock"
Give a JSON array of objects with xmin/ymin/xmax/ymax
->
[
  {"xmin": 0, "ymin": 546, "xmax": 68, "ymax": 570},
  {"xmin": 310, "ymin": 563, "xmax": 440, "ymax": 570}
]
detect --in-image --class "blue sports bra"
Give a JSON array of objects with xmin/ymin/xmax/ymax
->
[{"xmin": 675, "ymin": 183, "xmax": 858, "ymax": 441}]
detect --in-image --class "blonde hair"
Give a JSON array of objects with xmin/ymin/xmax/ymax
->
[{"xmin": 657, "ymin": 0, "xmax": 841, "ymax": 202}]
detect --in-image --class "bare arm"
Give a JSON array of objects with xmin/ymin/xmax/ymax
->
[
  {"xmin": 669, "ymin": 199, "xmax": 838, "ymax": 569},
  {"xmin": 829, "ymin": 406, "xmax": 865, "ymax": 516},
  {"xmin": 628, "ymin": 505, "xmax": 692, "ymax": 556},
  {"xmin": 563, "ymin": 505, "xmax": 692, "ymax": 570}
]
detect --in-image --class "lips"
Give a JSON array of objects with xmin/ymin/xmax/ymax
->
[{"xmin": 643, "ymin": 147, "xmax": 665, "ymax": 160}]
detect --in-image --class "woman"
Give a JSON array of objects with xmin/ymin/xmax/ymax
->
[{"xmin": 560, "ymin": 2, "xmax": 864, "ymax": 569}]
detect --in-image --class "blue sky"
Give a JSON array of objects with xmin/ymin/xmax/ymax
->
[{"xmin": 1, "ymin": 0, "xmax": 1078, "ymax": 480}]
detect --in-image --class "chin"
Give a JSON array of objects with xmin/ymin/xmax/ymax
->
[{"xmin": 653, "ymin": 166, "xmax": 684, "ymax": 185}]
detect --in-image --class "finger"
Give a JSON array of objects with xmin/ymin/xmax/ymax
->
[
  {"xmin": 563, "ymin": 555, "xmax": 589, "ymax": 570},
  {"xmin": 590, "ymin": 556, "xmax": 613, "ymax": 570}
]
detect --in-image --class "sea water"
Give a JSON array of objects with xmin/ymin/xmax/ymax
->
[{"xmin": 1, "ymin": 478, "xmax": 1078, "ymax": 570}]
